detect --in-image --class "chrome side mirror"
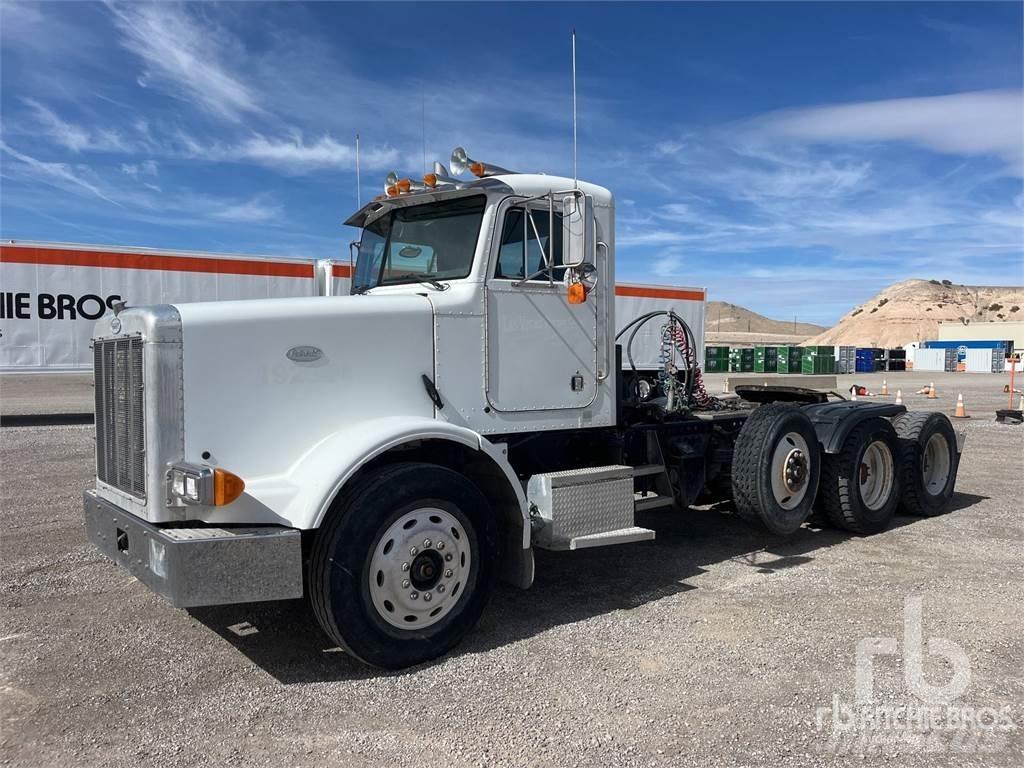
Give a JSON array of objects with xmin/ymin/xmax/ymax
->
[{"xmin": 562, "ymin": 193, "xmax": 594, "ymax": 268}]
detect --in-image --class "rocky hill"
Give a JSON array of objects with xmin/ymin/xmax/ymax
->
[
  {"xmin": 802, "ymin": 279, "xmax": 1024, "ymax": 348},
  {"xmin": 705, "ymin": 301, "xmax": 825, "ymax": 345}
]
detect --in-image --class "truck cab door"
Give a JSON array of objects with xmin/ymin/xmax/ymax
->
[{"xmin": 485, "ymin": 194, "xmax": 602, "ymax": 413}]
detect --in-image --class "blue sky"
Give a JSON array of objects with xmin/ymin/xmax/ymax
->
[{"xmin": 1, "ymin": 1, "xmax": 1021, "ymax": 324}]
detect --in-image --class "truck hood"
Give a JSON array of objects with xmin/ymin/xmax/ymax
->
[{"xmin": 175, "ymin": 293, "xmax": 437, "ymax": 482}]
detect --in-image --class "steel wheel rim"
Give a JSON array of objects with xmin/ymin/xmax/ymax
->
[
  {"xmin": 770, "ymin": 431, "xmax": 811, "ymax": 510},
  {"xmin": 859, "ymin": 440, "xmax": 894, "ymax": 511},
  {"xmin": 368, "ymin": 507, "xmax": 471, "ymax": 630},
  {"xmin": 922, "ymin": 433, "xmax": 951, "ymax": 496}
]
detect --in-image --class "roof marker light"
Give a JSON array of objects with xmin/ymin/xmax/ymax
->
[{"xmin": 450, "ymin": 147, "xmax": 515, "ymax": 178}]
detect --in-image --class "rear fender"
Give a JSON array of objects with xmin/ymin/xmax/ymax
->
[{"xmin": 801, "ymin": 401, "xmax": 908, "ymax": 454}]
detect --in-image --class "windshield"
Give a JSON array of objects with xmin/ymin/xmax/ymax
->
[{"xmin": 351, "ymin": 195, "xmax": 486, "ymax": 293}]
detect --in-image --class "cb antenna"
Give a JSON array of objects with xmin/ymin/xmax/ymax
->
[
  {"xmin": 355, "ymin": 133, "xmax": 361, "ymax": 208},
  {"xmin": 571, "ymin": 28, "xmax": 578, "ymax": 187}
]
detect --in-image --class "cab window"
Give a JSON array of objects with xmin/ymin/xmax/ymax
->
[{"xmin": 495, "ymin": 208, "xmax": 564, "ymax": 280}]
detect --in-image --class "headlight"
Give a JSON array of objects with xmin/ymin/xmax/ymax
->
[
  {"xmin": 167, "ymin": 464, "xmax": 212, "ymax": 505},
  {"xmin": 167, "ymin": 463, "xmax": 246, "ymax": 507}
]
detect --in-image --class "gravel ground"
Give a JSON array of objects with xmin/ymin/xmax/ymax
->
[
  {"xmin": 1, "ymin": 371, "xmax": 1022, "ymax": 767},
  {"xmin": 0, "ymin": 373, "xmax": 93, "ymax": 416}
]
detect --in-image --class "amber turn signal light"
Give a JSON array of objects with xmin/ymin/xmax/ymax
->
[
  {"xmin": 567, "ymin": 282, "xmax": 587, "ymax": 305},
  {"xmin": 213, "ymin": 468, "xmax": 245, "ymax": 506}
]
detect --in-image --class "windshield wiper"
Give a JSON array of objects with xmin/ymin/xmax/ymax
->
[{"xmin": 391, "ymin": 274, "xmax": 449, "ymax": 291}]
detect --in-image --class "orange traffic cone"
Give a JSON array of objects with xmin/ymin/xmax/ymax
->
[
  {"xmin": 881, "ymin": 379, "xmax": 889, "ymax": 395},
  {"xmin": 895, "ymin": 389, "xmax": 903, "ymax": 405},
  {"xmin": 928, "ymin": 382, "xmax": 938, "ymax": 399},
  {"xmin": 850, "ymin": 386, "xmax": 858, "ymax": 401},
  {"xmin": 953, "ymin": 392, "xmax": 969, "ymax": 419}
]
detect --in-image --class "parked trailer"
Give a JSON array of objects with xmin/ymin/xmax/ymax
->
[
  {"xmin": 1, "ymin": 242, "xmax": 704, "ymax": 371},
  {"xmin": 80, "ymin": 148, "xmax": 964, "ymax": 668}
]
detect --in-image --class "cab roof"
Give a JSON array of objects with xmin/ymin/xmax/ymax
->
[{"xmin": 344, "ymin": 174, "xmax": 612, "ymax": 229}]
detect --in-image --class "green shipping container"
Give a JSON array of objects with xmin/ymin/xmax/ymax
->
[
  {"xmin": 754, "ymin": 358, "xmax": 778, "ymax": 373},
  {"xmin": 802, "ymin": 346, "xmax": 834, "ymax": 356},
  {"xmin": 802, "ymin": 355, "xmax": 836, "ymax": 375},
  {"xmin": 704, "ymin": 357, "xmax": 729, "ymax": 373},
  {"xmin": 776, "ymin": 347, "xmax": 801, "ymax": 373}
]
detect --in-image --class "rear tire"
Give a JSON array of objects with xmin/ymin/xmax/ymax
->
[
  {"xmin": 309, "ymin": 462, "xmax": 498, "ymax": 669},
  {"xmin": 819, "ymin": 418, "xmax": 900, "ymax": 534},
  {"xmin": 891, "ymin": 412, "xmax": 959, "ymax": 517},
  {"xmin": 732, "ymin": 403, "xmax": 821, "ymax": 535}
]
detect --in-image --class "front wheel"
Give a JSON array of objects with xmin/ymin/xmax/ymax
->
[{"xmin": 309, "ymin": 462, "xmax": 498, "ymax": 669}]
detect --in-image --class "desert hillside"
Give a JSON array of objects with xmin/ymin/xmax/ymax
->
[
  {"xmin": 705, "ymin": 301, "xmax": 825, "ymax": 345},
  {"xmin": 802, "ymin": 279, "xmax": 1024, "ymax": 348}
]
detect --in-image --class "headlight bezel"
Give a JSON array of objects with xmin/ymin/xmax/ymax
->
[{"xmin": 166, "ymin": 463, "xmax": 214, "ymax": 506}]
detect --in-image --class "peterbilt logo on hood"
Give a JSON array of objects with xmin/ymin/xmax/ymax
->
[
  {"xmin": 110, "ymin": 317, "xmax": 122, "ymax": 334},
  {"xmin": 286, "ymin": 346, "xmax": 323, "ymax": 363}
]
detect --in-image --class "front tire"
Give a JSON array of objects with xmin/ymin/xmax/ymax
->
[
  {"xmin": 819, "ymin": 418, "xmax": 900, "ymax": 534},
  {"xmin": 309, "ymin": 462, "xmax": 498, "ymax": 669},
  {"xmin": 732, "ymin": 403, "xmax": 821, "ymax": 535}
]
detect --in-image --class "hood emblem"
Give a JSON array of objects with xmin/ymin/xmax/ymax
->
[
  {"xmin": 110, "ymin": 317, "xmax": 122, "ymax": 334},
  {"xmin": 286, "ymin": 346, "xmax": 323, "ymax": 363}
]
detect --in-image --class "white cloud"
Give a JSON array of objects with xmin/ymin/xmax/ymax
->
[
  {"xmin": 120, "ymin": 160, "xmax": 159, "ymax": 177},
  {"xmin": 210, "ymin": 198, "xmax": 282, "ymax": 223},
  {"xmin": 756, "ymin": 90, "xmax": 1024, "ymax": 175},
  {"xmin": 107, "ymin": 2, "xmax": 261, "ymax": 122},
  {"xmin": 176, "ymin": 133, "xmax": 399, "ymax": 173},
  {"xmin": 22, "ymin": 98, "xmax": 129, "ymax": 153},
  {"xmin": 233, "ymin": 134, "xmax": 398, "ymax": 172},
  {"xmin": 655, "ymin": 140, "xmax": 686, "ymax": 156},
  {"xmin": 0, "ymin": 142, "xmax": 120, "ymax": 205}
]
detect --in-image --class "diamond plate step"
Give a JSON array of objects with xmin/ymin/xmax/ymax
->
[{"xmin": 565, "ymin": 526, "xmax": 655, "ymax": 551}]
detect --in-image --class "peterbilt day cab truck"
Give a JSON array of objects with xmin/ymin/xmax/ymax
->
[{"xmin": 84, "ymin": 148, "xmax": 963, "ymax": 669}]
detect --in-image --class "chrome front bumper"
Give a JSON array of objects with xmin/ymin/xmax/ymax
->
[{"xmin": 83, "ymin": 490, "xmax": 303, "ymax": 607}]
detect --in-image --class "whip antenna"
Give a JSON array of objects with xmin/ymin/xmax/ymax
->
[
  {"xmin": 571, "ymin": 28, "xmax": 578, "ymax": 187},
  {"xmin": 355, "ymin": 133, "xmax": 361, "ymax": 208}
]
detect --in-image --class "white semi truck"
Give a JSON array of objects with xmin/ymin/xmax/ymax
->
[{"xmin": 84, "ymin": 148, "xmax": 963, "ymax": 668}]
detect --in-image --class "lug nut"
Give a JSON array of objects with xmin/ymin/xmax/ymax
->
[
  {"xmin": 423, "ymin": 538, "xmax": 432, "ymax": 548},
  {"xmin": 437, "ymin": 584, "xmax": 446, "ymax": 593},
  {"xmin": 437, "ymin": 541, "xmax": 445, "ymax": 550},
  {"xmin": 402, "ymin": 579, "xmax": 410, "ymax": 589},
  {"xmin": 445, "ymin": 553, "xmax": 453, "ymax": 562},
  {"xmin": 410, "ymin": 591, "xmax": 419, "ymax": 600},
  {"xmin": 410, "ymin": 546, "xmax": 418, "ymax": 556},
  {"xmin": 423, "ymin": 592, "xmax": 432, "ymax": 602},
  {"xmin": 401, "ymin": 562, "xmax": 410, "ymax": 572},
  {"xmin": 445, "ymin": 569, "xmax": 453, "ymax": 578}
]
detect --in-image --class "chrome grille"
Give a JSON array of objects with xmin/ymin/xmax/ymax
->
[{"xmin": 94, "ymin": 336, "xmax": 146, "ymax": 497}]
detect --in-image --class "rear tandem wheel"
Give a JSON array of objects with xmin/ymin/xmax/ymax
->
[
  {"xmin": 731, "ymin": 403, "xmax": 821, "ymax": 536},
  {"xmin": 818, "ymin": 417, "xmax": 901, "ymax": 534}
]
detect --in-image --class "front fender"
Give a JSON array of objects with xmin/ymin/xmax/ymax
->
[{"xmin": 246, "ymin": 416, "xmax": 527, "ymax": 534}]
